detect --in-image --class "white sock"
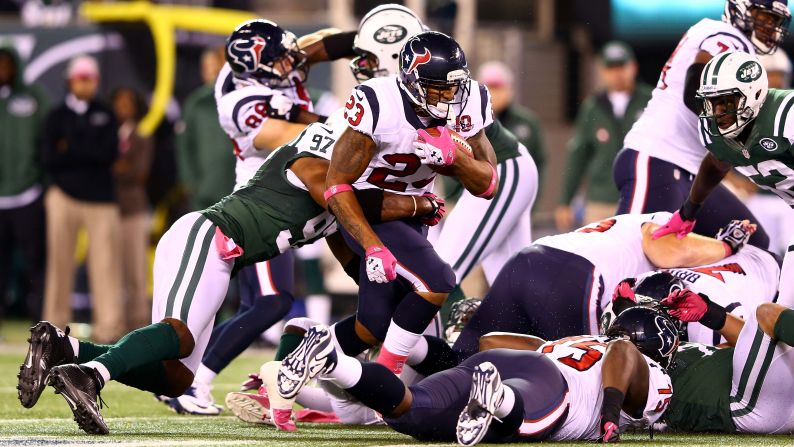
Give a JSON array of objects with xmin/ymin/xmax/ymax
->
[
  {"xmin": 494, "ymin": 385, "xmax": 516, "ymax": 418},
  {"xmin": 83, "ymin": 361, "xmax": 111, "ymax": 384},
  {"xmin": 68, "ymin": 336, "xmax": 79, "ymax": 359},
  {"xmin": 382, "ymin": 320, "xmax": 422, "ymax": 357},
  {"xmin": 305, "ymin": 294, "xmax": 332, "ymax": 325},
  {"xmin": 194, "ymin": 364, "xmax": 217, "ymax": 386},
  {"xmin": 406, "ymin": 335, "xmax": 429, "ymax": 366},
  {"xmin": 295, "ymin": 386, "xmax": 334, "ymax": 412},
  {"xmin": 327, "ymin": 353, "xmax": 363, "ymax": 389},
  {"xmin": 263, "ymin": 320, "xmax": 285, "ymax": 345}
]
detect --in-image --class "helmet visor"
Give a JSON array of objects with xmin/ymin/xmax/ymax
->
[{"xmin": 699, "ymin": 89, "xmax": 748, "ymax": 137}]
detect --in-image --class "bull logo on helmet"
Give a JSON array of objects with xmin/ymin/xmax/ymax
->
[
  {"xmin": 405, "ymin": 41, "xmax": 432, "ymax": 74},
  {"xmin": 654, "ymin": 314, "xmax": 680, "ymax": 362},
  {"xmin": 229, "ymin": 36, "xmax": 267, "ymax": 72}
]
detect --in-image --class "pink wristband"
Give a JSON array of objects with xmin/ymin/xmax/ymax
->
[
  {"xmin": 723, "ymin": 241, "xmax": 733, "ymax": 257},
  {"xmin": 476, "ymin": 163, "xmax": 498, "ymax": 198},
  {"xmin": 324, "ymin": 184, "xmax": 353, "ymax": 201}
]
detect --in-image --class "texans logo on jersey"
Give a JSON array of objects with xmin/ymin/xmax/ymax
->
[{"xmin": 228, "ymin": 36, "xmax": 267, "ymax": 73}]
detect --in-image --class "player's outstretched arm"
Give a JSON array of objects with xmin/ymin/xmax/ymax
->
[
  {"xmin": 292, "ymin": 156, "xmax": 442, "ymax": 223},
  {"xmin": 642, "ymin": 222, "xmax": 733, "ymax": 268},
  {"xmin": 660, "ymin": 289, "xmax": 744, "ymax": 346},
  {"xmin": 600, "ymin": 339, "xmax": 650, "ymax": 442},
  {"xmin": 453, "ymin": 129, "xmax": 500, "ymax": 199},
  {"xmin": 254, "ymin": 119, "xmax": 309, "ymax": 151},
  {"xmin": 478, "ymin": 332, "xmax": 546, "ymax": 352},
  {"xmin": 298, "ymin": 29, "xmax": 356, "ymax": 64}
]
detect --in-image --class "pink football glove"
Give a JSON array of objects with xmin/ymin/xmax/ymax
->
[
  {"xmin": 651, "ymin": 210, "xmax": 696, "ymax": 240},
  {"xmin": 611, "ymin": 279, "xmax": 637, "ymax": 304},
  {"xmin": 414, "ymin": 126, "xmax": 456, "ymax": 167},
  {"xmin": 660, "ymin": 289, "xmax": 708, "ymax": 322},
  {"xmin": 365, "ymin": 245, "xmax": 397, "ymax": 283},
  {"xmin": 420, "ymin": 193, "xmax": 446, "ymax": 226}
]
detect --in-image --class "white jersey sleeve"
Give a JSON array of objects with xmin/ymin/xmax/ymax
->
[
  {"xmin": 665, "ymin": 245, "xmax": 781, "ymax": 345},
  {"xmin": 454, "ymin": 80, "xmax": 494, "ymax": 137},
  {"xmin": 623, "ymin": 19, "xmax": 754, "ymax": 174},
  {"xmin": 341, "ymin": 85, "xmax": 380, "ymax": 142}
]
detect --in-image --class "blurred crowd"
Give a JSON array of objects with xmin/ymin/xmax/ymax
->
[{"xmin": 2, "ymin": 32, "xmax": 793, "ymax": 342}]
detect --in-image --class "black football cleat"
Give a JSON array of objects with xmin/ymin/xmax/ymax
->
[
  {"xmin": 18, "ymin": 321, "xmax": 75, "ymax": 408},
  {"xmin": 49, "ymin": 364, "xmax": 109, "ymax": 435}
]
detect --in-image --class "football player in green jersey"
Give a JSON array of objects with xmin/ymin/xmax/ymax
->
[
  {"xmin": 16, "ymin": 121, "xmax": 445, "ymax": 435},
  {"xmin": 660, "ymin": 287, "xmax": 794, "ymax": 433},
  {"xmin": 653, "ymin": 50, "xmax": 794, "ymax": 313}
]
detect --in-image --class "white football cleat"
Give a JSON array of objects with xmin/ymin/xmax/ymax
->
[
  {"xmin": 456, "ymin": 361, "xmax": 505, "ymax": 446},
  {"xmin": 166, "ymin": 381, "xmax": 222, "ymax": 415},
  {"xmin": 277, "ymin": 325, "xmax": 337, "ymax": 399}
]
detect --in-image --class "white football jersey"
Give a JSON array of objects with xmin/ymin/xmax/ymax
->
[
  {"xmin": 535, "ymin": 212, "xmax": 672, "ymax": 313},
  {"xmin": 214, "ymin": 63, "xmax": 314, "ymax": 189},
  {"xmin": 343, "ymin": 75, "xmax": 493, "ymax": 195},
  {"xmin": 665, "ymin": 245, "xmax": 780, "ymax": 345},
  {"xmin": 623, "ymin": 19, "xmax": 754, "ymax": 174},
  {"xmin": 538, "ymin": 335, "xmax": 673, "ymax": 441}
]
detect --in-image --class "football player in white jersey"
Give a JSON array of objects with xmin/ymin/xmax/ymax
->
[
  {"xmin": 272, "ymin": 306, "xmax": 676, "ymax": 444},
  {"xmin": 323, "ymin": 31, "xmax": 499, "ymax": 375},
  {"xmin": 613, "ymin": 0, "xmax": 790, "ymax": 249}
]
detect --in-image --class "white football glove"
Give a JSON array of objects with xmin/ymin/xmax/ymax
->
[{"xmin": 412, "ymin": 127, "xmax": 456, "ymax": 167}]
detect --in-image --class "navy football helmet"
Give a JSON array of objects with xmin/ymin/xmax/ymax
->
[
  {"xmin": 605, "ymin": 306, "xmax": 680, "ymax": 369},
  {"xmin": 225, "ymin": 19, "xmax": 307, "ymax": 87},
  {"xmin": 398, "ymin": 31, "xmax": 471, "ymax": 120},
  {"xmin": 600, "ymin": 272, "xmax": 689, "ymax": 339},
  {"xmin": 724, "ymin": 0, "xmax": 791, "ymax": 54}
]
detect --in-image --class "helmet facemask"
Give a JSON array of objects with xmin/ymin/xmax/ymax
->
[
  {"xmin": 232, "ymin": 31, "xmax": 308, "ymax": 89},
  {"xmin": 699, "ymin": 89, "xmax": 755, "ymax": 139},
  {"xmin": 725, "ymin": 0, "xmax": 791, "ymax": 54},
  {"xmin": 402, "ymin": 69, "xmax": 471, "ymax": 120},
  {"xmin": 350, "ymin": 49, "xmax": 387, "ymax": 83}
]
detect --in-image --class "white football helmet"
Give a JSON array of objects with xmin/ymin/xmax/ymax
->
[
  {"xmin": 351, "ymin": 4, "xmax": 426, "ymax": 82},
  {"xmin": 698, "ymin": 51, "xmax": 769, "ymax": 139}
]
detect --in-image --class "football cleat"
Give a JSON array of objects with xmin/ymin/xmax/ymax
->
[
  {"xmin": 49, "ymin": 364, "xmax": 108, "ymax": 435},
  {"xmin": 18, "ymin": 321, "xmax": 75, "ymax": 408},
  {"xmin": 164, "ymin": 382, "xmax": 222, "ymax": 415},
  {"xmin": 226, "ymin": 388, "xmax": 273, "ymax": 425},
  {"xmin": 456, "ymin": 361, "xmax": 505, "ymax": 446},
  {"xmin": 277, "ymin": 325, "xmax": 337, "ymax": 399}
]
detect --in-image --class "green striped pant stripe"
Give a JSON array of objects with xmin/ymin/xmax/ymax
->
[
  {"xmin": 180, "ymin": 222, "xmax": 217, "ymax": 321},
  {"xmin": 452, "ymin": 161, "xmax": 510, "ymax": 273},
  {"xmin": 164, "ymin": 215, "xmax": 208, "ymax": 318},
  {"xmin": 730, "ymin": 329, "xmax": 765, "ymax": 406},
  {"xmin": 778, "ymin": 98, "xmax": 794, "ymax": 136},
  {"xmin": 460, "ymin": 158, "xmax": 521, "ymax": 276},
  {"xmin": 731, "ymin": 337, "xmax": 777, "ymax": 417}
]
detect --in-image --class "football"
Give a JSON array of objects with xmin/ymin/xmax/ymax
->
[{"xmin": 420, "ymin": 126, "xmax": 474, "ymax": 176}]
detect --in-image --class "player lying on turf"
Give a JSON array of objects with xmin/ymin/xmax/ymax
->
[
  {"xmin": 400, "ymin": 214, "xmax": 755, "ymax": 379},
  {"xmin": 641, "ymin": 288, "xmax": 794, "ymax": 433},
  {"xmin": 271, "ymin": 306, "xmax": 677, "ymax": 445},
  {"xmin": 15, "ymin": 119, "xmax": 444, "ymax": 435}
]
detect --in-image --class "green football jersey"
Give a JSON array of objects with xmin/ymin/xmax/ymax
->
[
  {"xmin": 664, "ymin": 343, "xmax": 736, "ymax": 433},
  {"xmin": 700, "ymin": 88, "xmax": 794, "ymax": 207},
  {"xmin": 485, "ymin": 119, "xmax": 521, "ymax": 163},
  {"xmin": 201, "ymin": 123, "xmax": 341, "ymax": 270}
]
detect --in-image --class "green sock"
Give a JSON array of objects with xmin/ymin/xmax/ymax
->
[
  {"xmin": 116, "ymin": 361, "xmax": 171, "ymax": 395},
  {"xmin": 77, "ymin": 341, "xmax": 112, "ymax": 363},
  {"xmin": 440, "ymin": 284, "xmax": 466, "ymax": 324},
  {"xmin": 773, "ymin": 308, "xmax": 794, "ymax": 347},
  {"xmin": 274, "ymin": 333, "xmax": 304, "ymax": 361},
  {"xmin": 92, "ymin": 322, "xmax": 181, "ymax": 380}
]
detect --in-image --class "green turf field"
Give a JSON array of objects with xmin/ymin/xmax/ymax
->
[{"xmin": 2, "ymin": 320, "xmax": 794, "ymax": 446}]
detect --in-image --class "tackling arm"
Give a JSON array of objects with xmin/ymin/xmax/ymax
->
[
  {"xmin": 453, "ymin": 129, "xmax": 499, "ymax": 199},
  {"xmin": 642, "ymin": 222, "xmax": 731, "ymax": 268},
  {"xmin": 687, "ymin": 152, "xmax": 734, "ymax": 207}
]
